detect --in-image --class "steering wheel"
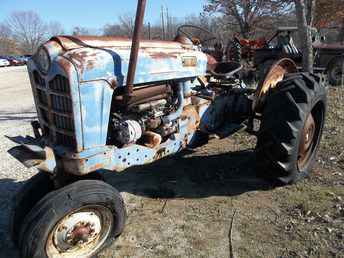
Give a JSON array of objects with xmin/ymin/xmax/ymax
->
[{"xmin": 177, "ymin": 25, "xmax": 217, "ymax": 45}]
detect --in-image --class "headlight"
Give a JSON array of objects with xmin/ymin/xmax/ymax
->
[{"xmin": 35, "ymin": 46, "xmax": 50, "ymax": 73}]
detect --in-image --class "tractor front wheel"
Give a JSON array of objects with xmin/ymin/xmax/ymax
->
[
  {"xmin": 11, "ymin": 171, "xmax": 54, "ymax": 245},
  {"xmin": 18, "ymin": 180, "xmax": 126, "ymax": 258},
  {"xmin": 255, "ymin": 73, "xmax": 327, "ymax": 184}
]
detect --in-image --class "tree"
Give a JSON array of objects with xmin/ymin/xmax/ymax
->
[
  {"xmin": 315, "ymin": 0, "xmax": 344, "ymax": 28},
  {"xmin": 6, "ymin": 11, "xmax": 47, "ymax": 54},
  {"xmin": 0, "ymin": 23, "xmax": 19, "ymax": 55},
  {"xmin": 72, "ymin": 26, "xmax": 91, "ymax": 36},
  {"xmin": 294, "ymin": 0, "xmax": 316, "ymax": 72},
  {"xmin": 118, "ymin": 14, "xmax": 135, "ymax": 37},
  {"xmin": 314, "ymin": 0, "xmax": 344, "ymax": 43},
  {"xmin": 103, "ymin": 24, "xmax": 123, "ymax": 36},
  {"xmin": 47, "ymin": 21, "xmax": 64, "ymax": 37},
  {"xmin": 0, "ymin": 23, "xmax": 11, "ymax": 38},
  {"xmin": 103, "ymin": 15, "xmax": 135, "ymax": 38},
  {"xmin": 339, "ymin": 18, "xmax": 344, "ymax": 43},
  {"xmin": 204, "ymin": 0, "xmax": 293, "ymax": 38}
]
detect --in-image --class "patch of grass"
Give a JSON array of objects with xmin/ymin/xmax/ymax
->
[{"xmin": 282, "ymin": 184, "xmax": 343, "ymax": 214}]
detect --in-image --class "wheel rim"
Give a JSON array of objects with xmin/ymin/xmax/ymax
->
[
  {"xmin": 46, "ymin": 205, "xmax": 113, "ymax": 258},
  {"xmin": 298, "ymin": 113, "xmax": 316, "ymax": 170}
]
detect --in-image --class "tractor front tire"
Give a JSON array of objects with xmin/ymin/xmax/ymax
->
[
  {"xmin": 18, "ymin": 180, "xmax": 126, "ymax": 258},
  {"xmin": 255, "ymin": 73, "xmax": 327, "ymax": 184},
  {"xmin": 11, "ymin": 171, "xmax": 54, "ymax": 245}
]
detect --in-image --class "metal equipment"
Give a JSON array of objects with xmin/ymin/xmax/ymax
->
[{"xmin": 8, "ymin": 2, "xmax": 328, "ymax": 257}]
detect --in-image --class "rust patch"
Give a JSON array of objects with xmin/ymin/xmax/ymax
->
[
  {"xmin": 298, "ymin": 113, "xmax": 316, "ymax": 170},
  {"xmin": 113, "ymin": 84, "xmax": 171, "ymax": 107},
  {"xmin": 107, "ymin": 76, "xmax": 118, "ymax": 89},
  {"xmin": 154, "ymin": 148, "xmax": 167, "ymax": 160},
  {"xmin": 182, "ymin": 105, "xmax": 201, "ymax": 133},
  {"xmin": 206, "ymin": 54, "xmax": 218, "ymax": 71},
  {"xmin": 51, "ymin": 35, "xmax": 187, "ymax": 51},
  {"xmin": 253, "ymin": 58, "xmax": 297, "ymax": 111},
  {"xmin": 68, "ymin": 49, "xmax": 99, "ymax": 76},
  {"xmin": 58, "ymin": 57, "xmax": 75, "ymax": 76},
  {"xmin": 149, "ymin": 52, "xmax": 178, "ymax": 59},
  {"xmin": 88, "ymin": 162, "xmax": 104, "ymax": 172},
  {"xmin": 143, "ymin": 131, "xmax": 162, "ymax": 149}
]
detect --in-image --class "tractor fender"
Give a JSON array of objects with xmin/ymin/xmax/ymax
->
[{"xmin": 253, "ymin": 58, "xmax": 297, "ymax": 111}]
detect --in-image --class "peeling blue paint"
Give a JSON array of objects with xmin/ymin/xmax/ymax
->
[{"xmin": 17, "ymin": 38, "xmax": 212, "ymax": 175}]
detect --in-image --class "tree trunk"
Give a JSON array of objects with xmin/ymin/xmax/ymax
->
[
  {"xmin": 295, "ymin": 0, "xmax": 314, "ymax": 73},
  {"xmin": 339, "ymin": 17, "xmax": 344, "ymax": 44},
  {"xmin": 305, "ymin": 0, "xmax": 316, "ymax": 26}
]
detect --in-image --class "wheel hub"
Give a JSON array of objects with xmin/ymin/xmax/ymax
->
[
  {"xmin": 67, "ymin": 222, "xmax": 95, "ymax": 245},
  {"xmin": 46, "ymin": 206, "xmax": 113, "ymax": 258},
  {"xmin": 298, "ymin": 113, "xmax": 316, "ymax": 170},
  {"xmin": 54, "ymin": 211, "xmax": 102, "ymax": 252}
]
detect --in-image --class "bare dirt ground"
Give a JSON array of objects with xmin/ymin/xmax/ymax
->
[{"xmin": 0, "ymin": 66, "xmax": 343, "ymax": 258}]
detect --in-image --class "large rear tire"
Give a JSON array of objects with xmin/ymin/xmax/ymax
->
[
  {"xmin": 255, "ymin": 73, "xmax": 327, "ymax": 184},
  {"xmin": 18, "ymin": 180, "xmax": 126, "ymax": 258}
]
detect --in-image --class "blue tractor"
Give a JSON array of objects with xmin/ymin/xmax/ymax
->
[{"xmin": 9, "ymin": 1, "xmax": 327, "ymax": 257}]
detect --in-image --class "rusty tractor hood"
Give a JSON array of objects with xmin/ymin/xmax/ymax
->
[{"xmin": 45, "ymin": 36, "xmax": 208, "ymax": 87}]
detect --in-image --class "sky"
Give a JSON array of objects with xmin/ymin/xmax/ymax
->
[{"xmin": 0, "ymin": 0, "xmax": 207, "ymax": 32}]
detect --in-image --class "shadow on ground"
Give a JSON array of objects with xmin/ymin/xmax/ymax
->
[
  {"xmin": 104, "ymin": 149, "xmax": 272, "ymax": 199},
  {"xmin": 0, "ymin": 178, "xmax": 23, "ymax": 258},
  {"xmin": 0, "ymin": 149, "xmax": 272, "ymax": 258},
  {"xmin": 0, "ymin": 111, "xmax": 36, "ymax": 122}
]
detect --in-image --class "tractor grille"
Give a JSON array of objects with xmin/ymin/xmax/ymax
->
[
  {"xmin": 33, "ymin": 72, "xmax": 76, "ymax": 150},
  {"xmin": 51, "ymin": 95, "xmax": 73, "ymax": 113},
  {"xmin": 49, "ymin": 75, "xmax": 70, "ymax": 93},
  {"xmin": 53, "ymin": 114, "xmax": 74, "ymax": 131},
  {"xmin": 37, "ymin": 89, "xmax": 48, "ymax": 105}
]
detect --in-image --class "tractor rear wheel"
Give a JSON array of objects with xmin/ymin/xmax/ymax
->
[
  {"xmin": 255, "ymin": 73, "xmax": 327, "ymax": 184},
  {"xmin": 18, "ymin": 180, "xmax": 126, "ymax": 258}
]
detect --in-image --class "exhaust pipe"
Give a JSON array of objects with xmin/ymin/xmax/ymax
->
[{"xmin": 126, "ymin": 0, "xmax": 147, "ymax": 100}]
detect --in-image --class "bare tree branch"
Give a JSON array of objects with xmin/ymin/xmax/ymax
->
[
  {"xmin": 204, "ymin": 0, "xmax": 294, "ymax": 38},
  {"xmin": 6, "ymin": 11, "xmax": 47, "ymax": 54}
]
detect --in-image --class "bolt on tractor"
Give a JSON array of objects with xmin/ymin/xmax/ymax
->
[{"xmin": 8, "ymin": 1, "xmax": 328, "ymax": 257}]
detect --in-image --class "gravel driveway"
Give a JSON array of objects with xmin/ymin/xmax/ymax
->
[{"xmin": 0, "ymin": 66, "xmax": 36, "ymax": 258}]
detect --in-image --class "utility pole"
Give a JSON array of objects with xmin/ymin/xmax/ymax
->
[
  {"xmin": 166, "ymin": 7, "xmax": 170, "ymax": 40},
  {"xmin": 161, "ymin": 5, "xmax": 165, "ymax": 40}
]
